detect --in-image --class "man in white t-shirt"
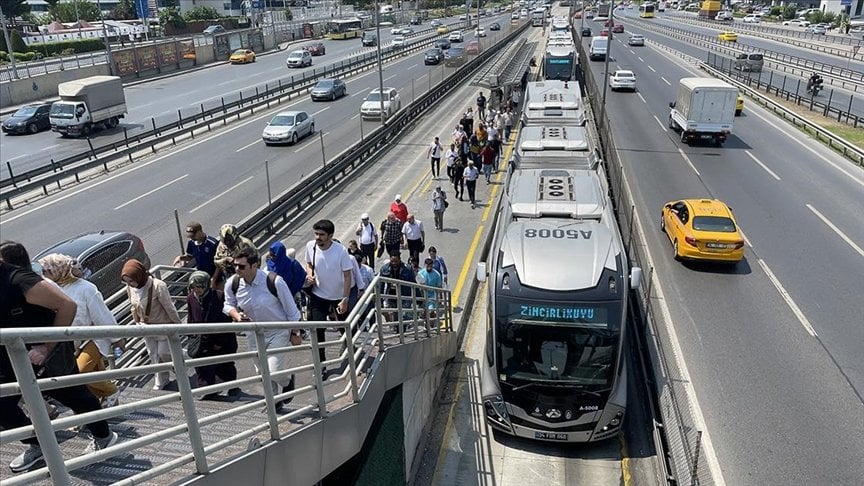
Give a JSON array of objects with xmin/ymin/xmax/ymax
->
[
  {"xmin": 304, "ymin": 219, "xmax": 354, "ymax": 368},
  {"xmin": 354, "ymin": 213, "xmax": 378, "ymax": 270},
  {"xmin": 401, "ymin": 214, "xmax": 425, "ymax": 265},
  {"xmin": 428, "ymin": 136, "xmax": 443, "ymax": 179}
]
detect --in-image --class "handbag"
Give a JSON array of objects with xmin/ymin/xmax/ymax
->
[
  {"xmin": 444, "ymin": 200, "xmax": 449, "ymax": 209},
  {"xmin": 35, "ymin": 341, "xmax": 77, "ymax": 378},
  {"xmin": 376, "ymin": 241, "xmax": 386, "ymax": 258},
  {"xmin": 186, "ymin": 335, "xmax": 204, "ymax": 358}
]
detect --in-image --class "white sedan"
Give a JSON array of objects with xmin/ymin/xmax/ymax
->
[
  {"xmin": 475, "ymin": 27, "xmax": 487, "ymax": 37},
  {"xmin": 609, "ymin": 70, "xmax": 637, "ymax": 91},
  {"xmin": 783, "ymin": 18, "xmax": 810, "ymax": 27}
]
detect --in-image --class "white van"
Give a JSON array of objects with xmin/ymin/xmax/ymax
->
[{"xmin": 589, "ymin": 36, "xmax": 608, "ymax": 61}]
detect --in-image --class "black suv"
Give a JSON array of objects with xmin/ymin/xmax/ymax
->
[
  {"xmin": 424, "ymin": 48, "xmax": 444, "ymax": 65},
  {"xmin": 2, "ymin": 102, "xmax": 52, "ymax": 135},
  {"xmin": 581, "ymin": 27, "xmax": 592, "ymax": 37},
  {"xmin": 362, "ymin": 31, "xmax": 377, "ymax": 46},
  {"xmin": 33, "ymin": 231, "xmax": 152, "ymax": 297},
  {"xmin": 434, "ymin": 38, "xmax": 451, "ymax": 50}
]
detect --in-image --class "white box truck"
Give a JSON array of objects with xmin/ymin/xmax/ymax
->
[
  {"xmin": 50, "ymin": 76, "xmax": 127, "ymax": 138},
  {"xmin": 668, "ymin": 77, "xmax": 737, "ymax": 146},
  {"xmin": 589, "ymin": 36, "xmax": 608, "ymax": 61}
]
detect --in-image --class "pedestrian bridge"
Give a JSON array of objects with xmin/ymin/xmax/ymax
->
[{"xmin": 0, "ymin": 267, "xmax": 457, "ymax": 485}]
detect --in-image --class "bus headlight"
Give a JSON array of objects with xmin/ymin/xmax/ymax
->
[
  {"xmin": 600, "ymin": 411, "xmax": 624, "ymax": 431},
  {"xmin": 484, "ymin": 396, "xmax": 512, "ymax": 430}
]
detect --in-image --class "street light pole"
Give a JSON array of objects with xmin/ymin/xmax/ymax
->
[
  {"xmin": 599, "ymin": 0, "xmax": 614, "ymax": 132},
  {"xmin": 374, "ymin": 0, "xmax": 386, "ymax": 127},
  {"xmin": 0, "ymin": 5, "xmax": 19, "ymax": 79},
  {"xmin": 94, "ymin": 0, "xmax": 115, "ymax": 75}
]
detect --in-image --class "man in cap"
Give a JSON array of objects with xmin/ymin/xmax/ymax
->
[
  {"xmin": 174, "ymin": 222, "xmax": 219, "ymax": 279},
  {"xmin": 355, "ymin": 213, "xmax": 379, "ymax": 270},
  {"xmin": 390, "ymin": 194, "xmax": 409, "ymax": 223}
]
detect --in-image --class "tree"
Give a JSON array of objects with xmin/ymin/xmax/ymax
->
[
  {"xmin": 184, "ymin": 5, "xmax": 220, "ymax": 21},
  {"xmin": 158, "ymin": 6, "xmax": 186, "ymax": 29},
  {"xmin": 0, "ymin": 0, "xmax": 32, "ymax": 25},
  {"xmin": 110, "ymin": 0, "xmax": 136, "ymax": 19},
  {"xmin": 9, "ymin": 28, "xmax": 27, "ymax": 53},
  {"xmin": 51, "ymin": 0, "xmax": 102, "ymax": 22},
  {"xmin": 284, "ymin": 7, "xmax": 293, "ymax": 21}
]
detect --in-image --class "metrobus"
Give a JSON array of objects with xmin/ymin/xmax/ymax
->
[
  {"xmin": 550, "ymin": 17, "xmax": 570, "ymax": 33},
  {"xmin": 639, "ymin": 3, "xmax": 656, "ymax": 18},
  {"xmin": 543, "ymin": 45, "xmax": 576, "ymax": 81},
  {"xmin": 326, "ymin": 18, "xmax": 363, "ymax": 39},
  {"xmin": 531, "ymin": 8, "xmax": 546, "ymax": 26},
  {"xmin": 477, "ymin": 163, "xmax": 642, "ymax": 443},
  {"xmin": 522, "ymin": 80, "xmax": 586, "ymax": 126}
]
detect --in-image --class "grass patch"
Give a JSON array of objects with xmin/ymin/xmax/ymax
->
[{"xmin": 757, "ymin": 94, "xmax": 863, "ymax": 152}]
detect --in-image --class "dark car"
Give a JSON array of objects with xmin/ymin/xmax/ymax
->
[
  {"xmin": 581, "ymin": 27, "xmax": 592, "ymax": 37},
  {"xmin": 424, "ymin": 48, "xmax": 445, "ymax": 64},
  {"xmin": 2, "ymin": 102, "xmax": 52, "ymax": 135},
  {"xmin": 489, "ymin": 22, "xmax": 501, "ymax": 31},
  {"xmin": 32, "ymin": 231, "xmax": 151, "ymax": 298},
  {"xmin": 444, "ymin": 47, "xmax": 466, "ymax": 67},
  {"xmin": 362, "ymin": 31, "xmax": 378, "ymax": 46},
  {"xmin": 310, "ymin": 78, "xmax": 347, "ymax": 101},
  {"xmin": 410, "ymin": 16, "xmax": 422, "ymax": 25},
  {"xmin": 434, "ymin": 38, "xmax": 451, "ymax": 50},
  {"xmin": 203, "ymin": 25, "xmax": 225, "ymax": 35},
  {"xmin": 303, "ymin": 41, "xmax": 326, "ymax": 56}
]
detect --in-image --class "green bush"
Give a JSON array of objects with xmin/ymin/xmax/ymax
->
[
  {"xmin": 10, "ymin": 30, "xmax": 28, "ymax": 53},
  {"xmin": 36, "ymin": 38, "xmax": 106, "ymax": 56},
  {"xmin": 184, "ymin": 5, "xmax": 221, "ymax": 21}
]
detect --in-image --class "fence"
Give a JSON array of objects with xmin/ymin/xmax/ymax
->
[
  {"xmin": 707, "ymin": 52, "xmax": 863, "ymax": 128},
  {"xmin": 0, "ymin": 51, "xmax": 108, "ymax": 82},
  {"xmin": 576, "ymin": 29, "xmax": 714, "ymax": 486},
  {"xmin": 0, "ymin": 268, "xmax": 453, "ymax": 485}
]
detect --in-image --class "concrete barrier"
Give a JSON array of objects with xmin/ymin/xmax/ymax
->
[{"xmin": 0, "ymin": 64, "xmax": 110, "ymax": 108}]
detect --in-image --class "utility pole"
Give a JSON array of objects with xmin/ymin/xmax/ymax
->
[
  {"xmin": 94, "ymin": 0, "xmax": 115, "ymax": 75},
  {"xmin": 374, "ymin": 0, "xmax": 386, "ymax": 126},
  {"xmin": 599, "ymin": 0, "xmax": 614, "ymax": 131},
  {"xmin": 0, "ymin": 5, "xmax": 19, "ymax": 80}
]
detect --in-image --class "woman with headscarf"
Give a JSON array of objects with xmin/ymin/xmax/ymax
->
[
  {"xmin": 186, "ymin": 271, "xmax": 239, "ymax": 400},
  {"xmin": 40, "ymin": 254, "xmax": 123, "ymax": 407},
  {"xmin": 121, "ymin": 259, "xmax": 182, "ymax": 390},
  {"xmin": 213, "ymin": 224, "xmax": 255, "ymax": 286},
  {"xmin": 266, "ymin": 241, "xmax": 306, "ymax": 297}
]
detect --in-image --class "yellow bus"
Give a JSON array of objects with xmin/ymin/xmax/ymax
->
[
  {"xmin": 326, "ymin": 19, "xmax": 363, "ymax": 39},
  {"xmin": 639, "ymin": 3, "xmax": 656, "ymax": 17}
]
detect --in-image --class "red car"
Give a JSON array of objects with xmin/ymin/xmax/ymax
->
[
  {"xmin": 612, "ymin": 24, "xmax": 624, "ymax": 33},
  {"xmin": 303, "ymin": 42, "xmax": 326, "ymax": 56},
  {"xmin": 465, "ymin": 40, "xmax": 483, "ymax": 55},
  {"xmin": 600, "ymin": 28, "xmax": 610, "ymax": 36}
]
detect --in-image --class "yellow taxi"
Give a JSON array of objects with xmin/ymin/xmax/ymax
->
[
  {"xmin": 735, "ymin": 93, "xmax": 744, "ymax": 116},
  {"xmin": 229, "ymin": 48, "xmax": 256, "ymax": 64},
  {"xmin": 718, "ymin": 31, "xmax": 738, "ymax": 42},
  {"xmin": 660, "ymin": 199, "xmax": 745, "ymax": 263},
  {"xmin": 437, "ymin": 25, "xmax": 450, "ymax": 34}
]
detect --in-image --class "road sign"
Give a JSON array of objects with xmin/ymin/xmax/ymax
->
[
  {"xmin": 134, "ymin": 0, "xmax": 149, "ymax": 19},
  {"xmin": 840, "ymin": 0, "xmax": 851, "ymax": 5}
]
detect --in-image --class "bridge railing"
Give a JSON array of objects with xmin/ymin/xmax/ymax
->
[{"xmin": 0, "ymin": 275, "xmax": 452, "ymax": 485}]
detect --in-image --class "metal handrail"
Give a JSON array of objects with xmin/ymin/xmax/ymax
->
[{"xmin": 0, "ymin": 276, "xmax": 453, "ymax": 485}]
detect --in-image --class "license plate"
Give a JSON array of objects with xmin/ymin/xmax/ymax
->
[
  {"xmin": 267, "ymin": 137, "xmax": 280, "ymax": 141},
  {"xmin": 534, "ymin": 431, "xmax": 568, "ymax": 441},
  {"xmin": 706, "ymin": 242, "xmax": 728, "ymax": 249}
]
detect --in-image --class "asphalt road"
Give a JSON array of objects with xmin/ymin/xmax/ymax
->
[
  {"xmin": 606, "ymin": 10, "xmax": 864, "ymax": 119},
  {"xmin": 582, "ymin": 31, "xmax": 864, "ymax": 485},
  {"xmin": 2, "ymin": 14, "xmax": 515, "ymax": 269},
  {"xmin": 0, "ymin": 12, "xmax": 510, "ymax": 180}
]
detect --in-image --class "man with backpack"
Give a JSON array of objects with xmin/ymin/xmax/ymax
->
[{"xmin": 224, "ymin": 247, "xmax": 301, "ymax": 413}]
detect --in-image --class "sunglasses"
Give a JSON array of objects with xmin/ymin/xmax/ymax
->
[{"xmin": 235, "ymin": 263, "xmax": 248, "ymax": 270}]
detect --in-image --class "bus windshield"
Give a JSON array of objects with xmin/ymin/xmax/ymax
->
[
  {"xmin": 495, "ymin": 302, "xmax": 619, "ymax": 386},
  {"xmin": 544, "ymin": 56, "xmax": 573, "ymax": 81}
]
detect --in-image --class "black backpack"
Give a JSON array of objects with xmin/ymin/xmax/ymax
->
[{"xmin": 231, "ymin": 272, "xmax": 279, "ymax": 298}]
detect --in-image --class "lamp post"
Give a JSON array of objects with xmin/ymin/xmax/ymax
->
[
  {"xmin": 599, "ymin": 0, "xmax": 614, "ymax": 133},
  {"xmin": 374, "ymin": 1, "xmax": 386, "ymax": 127},
  {"xmin": 94, "ymin": 0, "xmax": 115, "ymax": 75},
  {"xmin": 0, "ymin": 5, "xmax": 18, "ymax": 80}
]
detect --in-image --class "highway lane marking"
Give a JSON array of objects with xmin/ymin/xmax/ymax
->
[
  {"xmin": 114, "ymin": 174, "xmax": 189, "ymax": 210},
  {"xmin": 677, "ymin": 147, "xmax": 701, "ymax": 176},
  {"xmin": 384, "ymin": 74, "xmax": 398, "ymax": 82},
  {"xmin": 351, "ymin": 91, "xmax": 366, "ymax": 97},
  {"xmin": 745, "ymin": 150, "xmax": 781, "ymax": 181},
  {"xmin": 806, "ymin": 204, "xmax": 864, "ymax": 259},
  {"xmin": 758, "ymin": 259, "xmax": 818, "ymax": 337},
  {"xmin": 6, "ymin": 154, "xmax": 26, "ymax": 162},
  {"xmin": 40, "ymin": 144, "xmax": 61, "ymax": 151},
  {"xmin": 647, "ymin": 65, "xmax": 656, "ymax": 72},
  {"xmin": 637, "ymin": 56, "xmax": 644, "ymax": 62},
  {"xmin": 652, "ymin": 115, "xmax": 668, "ymax": 132},
  {"xmin": 311, "ymin": 107, "xmax": 330, "ymax": 116},
  {"xmin": 637, "ymin": 92, "xmax": 648, "ymax": 104},
  {"xmin": 406, "ymin": 63, "xmax": 418, "ymax": 70},
  {"xmin": 746, "ymin": 108, "xmax": 864, "ymax": 189},
  {"xmin": 618, "ymin": 160, "xmax": 728, "ymax": 486},
  {"xmin": 236, "ymin": 139, "xmax": 260, "ymax": 152},
  {"xmin": 660, "ymin": 76, "xmax": 671, "ymax": 86},
  {"xmin": 350, "ymin": 114, "xmax": 359, "ymax": 120},
  {"xmin": 190, "ymin": 176, "xmax": 254, "ymax": 213}
]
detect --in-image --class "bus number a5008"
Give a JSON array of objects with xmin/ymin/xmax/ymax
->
[{"xmin": 524, "ymin": 229, "xmax": 592, "ymax": 239}]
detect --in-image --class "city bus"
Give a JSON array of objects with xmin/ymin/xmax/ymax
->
[
  {"xmin": 476, "ymin": 165, "xmax": 642, "ymax": 443},
  {"xmin": 639, "ymin": 3, "xmax": 656, "ymax": 17},
  {"xmin": 326, "ymin": 18, "xmax": 363, "ymax": 39},
  {"xmin": 531, "ymin": 8, "xmax": 547, "ymax": 26},
  {"xmin": 550, "ymin": 17, "xmax": 570, "ymax": 34},
  {"xmin": 543, "ymin": 45, "xmax": 576, "ymax": 81}
]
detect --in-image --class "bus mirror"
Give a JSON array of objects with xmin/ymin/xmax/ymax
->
[
  {"xmin": 476, "ymin": 262, "xmax": 487, "ymax": 282},
  {"xmin": 668, "ymin": 101, "xmax": 676, "ymax": 108},
  {"xmin": 630, "ymin": 266, "xmax": 642, "ymax": 290}
]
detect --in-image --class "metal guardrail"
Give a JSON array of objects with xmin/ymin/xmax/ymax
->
[
  {"xmin": 576, "ymin": 27, "xmax": 712, "ymax": 486},
  {"xmin": 0, "ymin": 51, "xmax": 108, "ymax": 82},
  {"xmin": 663, "ymin": 11, "xmax": 864, "ymax": 52},
  {"xmin": 629, "ymin": 15, "xmax": 864, "ymax": 83},
  {"xmin": 700, "ymin": 61, "xmax": 864, "ymax": 166},
  {"xmin": 0, "ymin": 273, "xmax": 453, "ymax": 485},
  {"xmin": 706, "ymin": 52, "xmax": 863, "ymax": 129},
  {"xmin": 0, "ymin": 28, "xmax": 454, "ymax": 209}
]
